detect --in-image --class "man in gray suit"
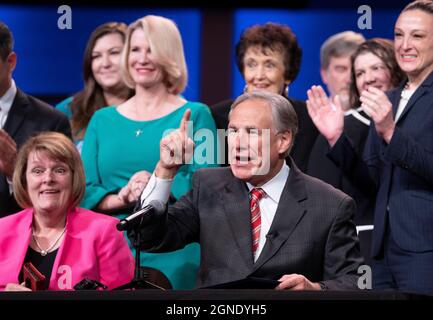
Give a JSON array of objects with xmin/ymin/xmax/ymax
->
[{"xmin": 131, "ymin": 91, "xmax": 363, "ymax": 290}]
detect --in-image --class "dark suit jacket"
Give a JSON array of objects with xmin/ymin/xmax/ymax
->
[
  {"xmin": 328, "ymin": 72, "xmax": 433, "ymax": 257},
  {"xmin": 307, "ymin": 112, "xmax": 374, "ymax": 225},
  {"xmin": 132, "ymin": 159, "xmax": 363, "ymax": 289},
  {"xmin": 0, "ymin": 89, "xmax": 72, "ymax": 217},
  {"xmin": 307, "ymin": 111, "xmax": 375, "ymax": 265},
  {"xmin": 210, "ymin": 98, "xmax": 318, "ymax": 172}
]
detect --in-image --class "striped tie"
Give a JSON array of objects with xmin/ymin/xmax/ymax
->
[{"xmin": 250, "ymin": 188, "xmax": 266, "ymax": 257}]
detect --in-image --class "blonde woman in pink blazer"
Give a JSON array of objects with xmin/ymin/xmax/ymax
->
[{"xmin": 0, "ymin": 132, "xmax": 134, "ymax": 291}]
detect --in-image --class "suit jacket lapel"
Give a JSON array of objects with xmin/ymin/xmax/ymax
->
[
  {"xmin": 253, "ymin": 161, "xmax": 307, "ymax": 271},
  {"xmin": 3, "ymin": 89, "xmax": 29, "ymax": 139},
  {"xmin": 221, "ymin": 177, "xmax": 255, "ymax": 268},
  {"xmin": 390, "ymin": 84, "xmax": 403, "ymax": 116},
  {"xmin": 395, "ymin": 72, "xmax": 433, "ymax": 124}
]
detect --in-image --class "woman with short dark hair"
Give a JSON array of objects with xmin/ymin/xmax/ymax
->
[{"xmin": 211, "ymin": 22, "xmax": 317, "ymax": 171}]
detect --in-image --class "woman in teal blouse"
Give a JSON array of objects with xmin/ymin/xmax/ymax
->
[{"xmin": 81, "ymin": 15, "xmax": 218, "ymax": 289}]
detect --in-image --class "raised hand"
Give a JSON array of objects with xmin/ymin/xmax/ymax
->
[
  {"xmin": 0, "ymin": 129, "xmax": 17, "ymax": 178},
  {"xmin": 156, "ymin": 109, "xmax": 194, "ymax": 179},
  {"xmin": 306, "ymin": 85, "xmax": 344, "ymax": 147},
  {"xmin": 360, "ymin": 87, "xmax": 395, "ymax": 143}
]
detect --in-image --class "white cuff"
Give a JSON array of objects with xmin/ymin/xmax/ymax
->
[{"xmin": 140, "ymin": 173, "xmax": 173, "ymax": 206}]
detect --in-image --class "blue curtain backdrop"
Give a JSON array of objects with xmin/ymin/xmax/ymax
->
[
  {"xmin": 0, "ymin": 5, "xmax": 202, "ymax": 101},
  {"xmin": 1, "ymin": 5, "xmax": 404, "ymax": 102},
  {"xmin": 232, "ymin": 8, "xmax": 401, "ymax": 101}
]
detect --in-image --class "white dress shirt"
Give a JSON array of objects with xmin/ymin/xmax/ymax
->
[
  {"xmin": 0, "ymin": 80, "xmax": 17, "ymax": 194},
  {"xmin": 0, "ymin": 79, "xmax": 17, "ymax": 129},
  {"xmin": 140, "ymin": 163, "xmax": 290, "ymax": 262},
  {"xmin": 246, "ymin": 163, "xmax": 290, "ymax": 261},
  {"xmin": 395, "ymin": 87, "xmax": 416, "ymax": 122},
  {"xmin": 140, "ymin": 173, "xmax": 173, "ymax": 207}
]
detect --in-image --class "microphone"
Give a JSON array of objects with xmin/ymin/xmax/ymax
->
[{"xmin": 116, "ymin": 200, "xmax": 166, "ymax": 231}]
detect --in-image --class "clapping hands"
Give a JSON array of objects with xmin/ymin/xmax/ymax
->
[
  {"xmin": 118, "ymin": 170, "xmax": 152, "ymax": 204},
  {"xmin": 306, "ymin": 85, "xmax": 344, "ymax": 147}
]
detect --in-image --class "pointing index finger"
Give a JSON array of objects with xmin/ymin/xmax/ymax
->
[{"xmin": 180, "ymin": 109, "xmax": 191, "ymax": 133}]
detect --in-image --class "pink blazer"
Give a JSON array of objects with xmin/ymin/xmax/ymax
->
[{"xmin": 0, "ymin": 207, "xmax": 134, "ymax": 290}]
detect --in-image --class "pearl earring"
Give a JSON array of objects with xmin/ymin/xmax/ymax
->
[{"xmin": 284, "ymin": 84, "xmax": 290, "ymax": 98}]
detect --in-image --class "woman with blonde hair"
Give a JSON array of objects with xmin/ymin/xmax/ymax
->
[{"xmin": 81, "ymin": 15, "xmax": 217, "ymax": 289}]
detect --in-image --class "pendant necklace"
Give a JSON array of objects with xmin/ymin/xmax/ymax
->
[
  {"xmin": 32, "ymin": 227, "xmax": 66, "ymax": 256},
  {"xmin": 135, "ymin": 129, "xmax": 143, "ymax": 137}
]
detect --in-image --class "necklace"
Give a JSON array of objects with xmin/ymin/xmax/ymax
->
[
  {"xmin": 32, "ymin": 227, "xmax": 66, "ymax": 256},
  {"xmin": 135, "ymin": 129, "xmax": 143, "ymax": 137},
  {"xmin": 401, "ymin": 81, "xmax": 415, "ymax": 102}
]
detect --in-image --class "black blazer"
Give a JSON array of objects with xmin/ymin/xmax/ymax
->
[
  {"xmin": 307, "ymin": 111, "xmax": 374, "ymax": 226},
  {"xmin": 328, "ymin": 72, "xmax": 433, "ymax": 257},
  {"xmin": 0, "ymin": 89, "xmax": 72, "ymax": 217},
  {"xmin": 307, "ymin": 111, "xmax": 375, "ymax": 265},
  {"xmin": 132, "ymin": 159, "xmax": 363, "ymax": 289},
  {"xmin": 210, "ymin": 97, "xmax": 318, "ymax": 172}
]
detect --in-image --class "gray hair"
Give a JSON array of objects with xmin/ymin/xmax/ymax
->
[
  {"xmin": 320, "ymin": 31, "xmax": 365, "ymax": 70},
  {"xmin": 229, "ymin": 91, "xmax": 298, "ymax": 156}
]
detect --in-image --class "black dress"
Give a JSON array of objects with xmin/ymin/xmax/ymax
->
[{"xmin": 19, "ymin": 247, "xmax": 58, "ymax": 290}]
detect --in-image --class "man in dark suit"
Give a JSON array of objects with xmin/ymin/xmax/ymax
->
[
  {"xmin": 0, "ymin": 21, "xmax": 71, "ymax": 217},
  {"xmin": 131, "ymin": 91, "xmax": 363, "ymax": 290}
]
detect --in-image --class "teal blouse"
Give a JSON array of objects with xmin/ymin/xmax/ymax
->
[
  {"xmin": 55, "ymin": 96, "xmax": 73, "ymax": 119},
  {"xmin": 55, "ymin": 97, "xmax": 85, "ymax": 151}
]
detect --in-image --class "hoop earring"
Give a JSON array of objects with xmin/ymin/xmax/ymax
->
[{"xmin": 284, "ymin": 84, "xmax": 290, "ymax": 98}]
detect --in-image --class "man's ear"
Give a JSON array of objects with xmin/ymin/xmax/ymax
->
[
  {"xmin": 320, "ymin": 68, "xmax": 328, "ymax": 85},
  {"xmin": 7, "ymin": 52, "xmax": 17, "ymax": 73},
  {"xmin": 278, "ymin": 130, "xmax": 292, "ymax": 155}
]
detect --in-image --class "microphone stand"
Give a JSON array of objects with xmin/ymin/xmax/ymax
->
[{"xmin": 114, "ymin": 202, "xmax": 165, "ymax": 290}]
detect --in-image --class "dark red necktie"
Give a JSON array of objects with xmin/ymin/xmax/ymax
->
[{"xmin": 250, "ymin": 188, "xmax": 266, "ymax": 256}]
